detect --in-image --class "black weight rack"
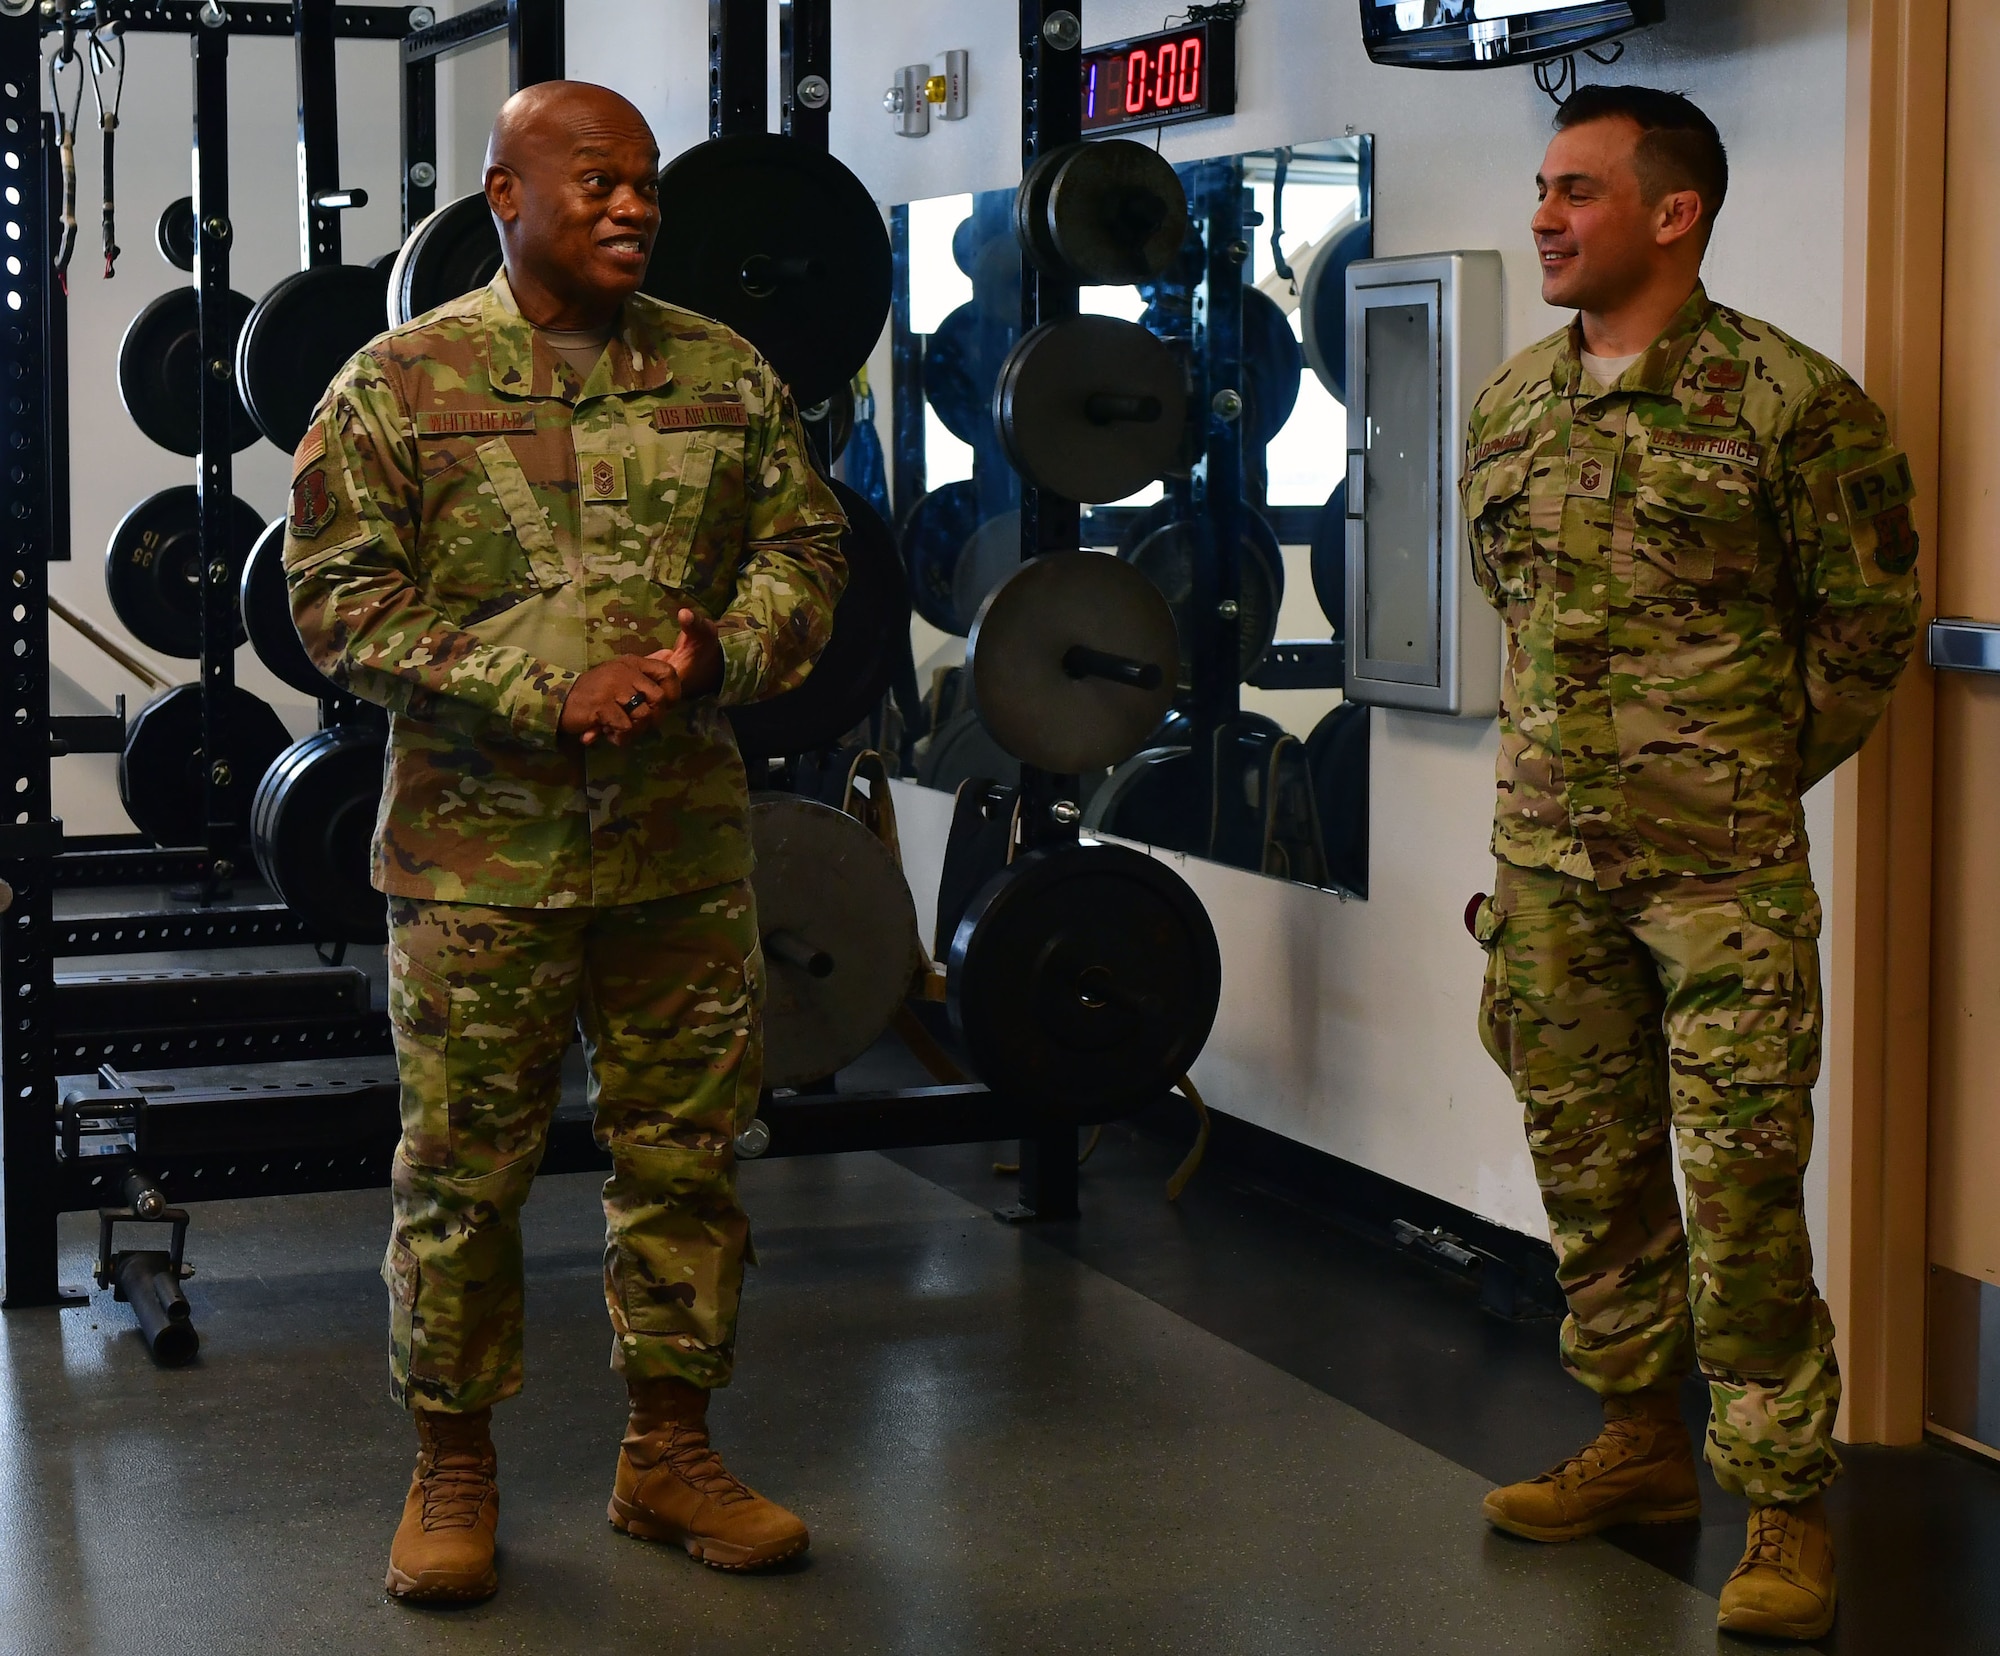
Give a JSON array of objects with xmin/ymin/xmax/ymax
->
[{"xmin": 0, "ymin": 0, "xmax": 570, "ymax": 1309}]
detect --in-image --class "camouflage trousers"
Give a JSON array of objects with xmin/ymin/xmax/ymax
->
[
  {"xmin": 383, "ymin": 880, "xmax": 763, "ymax": 1413},
  {"xmin": 1473, "ymin": 858, "xmax": 1840, "ymax": 1502}
]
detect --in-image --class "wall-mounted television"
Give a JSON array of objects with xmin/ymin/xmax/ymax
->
[{"xmin": 1359, "ymin": 0, "xmax": 1664, "ymax": 69}]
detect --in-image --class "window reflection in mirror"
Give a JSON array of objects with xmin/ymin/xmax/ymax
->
[{"xmin": 864, "ymin": 136, "xmax": 1373, "ymax": 898}]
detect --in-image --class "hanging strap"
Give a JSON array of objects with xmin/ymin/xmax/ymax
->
[
  {"xmin": 87, "ymin": 22, "xmax": 125, "ymax": 278},
  {"xmin": 47, "ymin": 12, "xmax": 85, "ymax": 283}
]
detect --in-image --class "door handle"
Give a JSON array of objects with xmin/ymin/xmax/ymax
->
[{"xmin": 1929, "ymin": 618, "xmax": 2000, "ymax": 675}]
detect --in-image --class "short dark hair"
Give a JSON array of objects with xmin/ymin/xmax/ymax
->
[{"xmin": 1553, "ymin": 84, "xmax": 1729, "ymax": 232}]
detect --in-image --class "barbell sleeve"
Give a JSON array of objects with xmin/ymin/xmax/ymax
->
[
  {"xmin": 1083, "ymin": 391, "xmax": 1163, "ymax": 425},
  {"xmin": 764, "ymin": 929, "xmax": 835, "ymax": 979},
  {"xmin": 1062, "ymin": 644, "xmax": 1163, "ymax": 691}
]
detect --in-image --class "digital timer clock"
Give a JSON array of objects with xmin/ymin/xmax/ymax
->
[{"xmin": 1080, "ymin": 20, "xmax": 1237, "ymax": 135}]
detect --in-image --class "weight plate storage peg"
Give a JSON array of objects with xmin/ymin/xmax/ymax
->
[
  {"xmin": 1125, "ymin": 510, "xmax": 1284, "ymax": 685},
  {"xmin": 729, "ymin": 481, "xmax": 909, "ymax": 759},
  {"xmin": 993, "ymin": 315, "xmax": 1187, "ymax": 504},
  {"xmin": 251, "ymin": 724, "xmax": 390, "ymax": 943},
  {"xmin": 967, "ymin": 552, "xmax": 1178, "ymax": 774},
  {"xmin": 643, "ymin": 134, "xmax": 893, "ymax": 409},
  {"xmin": 119, "ymin": 683, "xmax": 294, "ymax": 850},
  {"xmin": 1041, "ymin": 139, "xmax": 1190, "ymax": 286},
  {"xmin": 388, "ymin": 192, "xmax": 503, "ymax": 328},
  {"xmin": 948, "ymin": 841, "xmax": 1221, "ymax": 1117},
  {"xmin": 750, "ymin": 793, "xmax": 923, "ymax": 1087},
  {"xmin": 236, "ymin": 264, "xmax": 392, "ymax": 453},
  {"xmin": 117, "ymin": 287, "xmax": 262, "ymax": 456},
  {"xmin": 105, "ymin": 486, "xmax": 263, "ymax": 659},
  {"xmin": 240, "ymin": 518, "xmax": 336, "ymax": 699}
]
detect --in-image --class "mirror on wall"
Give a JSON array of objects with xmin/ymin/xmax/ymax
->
[{"xmin": 867, "ymin": 136, "xmax": 1375, "ymax": 898}]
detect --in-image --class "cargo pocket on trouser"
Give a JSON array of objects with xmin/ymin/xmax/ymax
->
[
  {"xmin": 603, "ymin": 1140, "xmax": 748, "ymax": 1389},
  {"xmin": 387, "ymin": 941, "xmax": 452, "ymax": 1169},
  {"xmin": 1669, "ymin": 876, "xmax": 1825, "ymax": 1380},
  {"xmin": 1470, "ymin": 891, "xmax": 1515, "ymax": 1077}
]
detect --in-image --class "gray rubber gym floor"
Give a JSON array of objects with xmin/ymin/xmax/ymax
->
[{"xmin": 1, "ymin": 1150, "xmax": 1735, "ymax": 1656}]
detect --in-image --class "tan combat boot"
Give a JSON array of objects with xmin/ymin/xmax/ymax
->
[
  {"xmin": 384, "ymin": 1407, "xmax": 500, "ymax": 1603},
  {"xmin": 1716, "ymin": 1496, "xmax": 1836, "ymax": 1640},
  {"xmin": 1482, "ymin": 1387, "xmax": 1701, "ymax": 1542},
  {"xmin": 608, "ymin": 1377, "xmax": 809, "ymax": 1570}
]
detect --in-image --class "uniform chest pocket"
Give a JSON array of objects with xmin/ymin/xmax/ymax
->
[
  {"xmin": 1462, "ymin": 451, "xmax": 1536, "ymax": 604},
  {"xmin": 1633, "ymin": 451, "xmax": 1763, "ymax": 587},
  {"xmin": 416, "ymin": 440, "xmax": 554, "ymax": 623},
  {"xmin": 633, "ymin": 427, "xmax": 747, "ymax": 599}
]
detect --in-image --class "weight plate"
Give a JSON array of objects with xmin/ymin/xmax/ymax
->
[
  {"xmin": 948, "ymin": 509, "xmax": 1021, "ymax": 636},
  {"xmin": 1299, "ymin": 216, "xmax": 1373, "ymax": 404},
  {"xmin": 1083, "ymin": 743, "xmax": 1199, "ymax": 853},
  {"xmin": 750, "ymin": 793, "xmax": 922, "ymax": 1087},
  {"xmin": 1124, "ymin": 509, "xmax": 1284, "ymax": 684},
  {"xmin": 922, "ymin": 302, "xmax": 989, "ymax": 446},
  {"xmin": 236, "ymin": 263, "xmax": 391, "ymax": 454},
  {"xmin": 1310, "ymin": 481, "xmax": 1348, "ymax": 639},
  {"xmin": 799, "ymin": 381, "xmax": 856, "ymax": 472},
  {"xmin": 728, "ymin": 480, "xmax": 908, "ymax": 758},
  {"xmin": 240, "ymin": 517, "xmax": 336, "ymax": 698},
  {"xmin": 1306, "ymin": 701, "xmax": 1369, "ymax": 897},
  {"xmin": 948, "ymin": 841, "xmax": 1220, "ymax": 1116},
  {"xmin": 105, "ymin": 486, "xmax": 262, "ymax": 659},
  {"xmin": 968, "ymin": 551, "xmax": 1178, "ymax": 773},
  {"xmin": 117, "ymin": 287, "xmax": 262, "ymax": 456},
  {"xmin": 900, "ymin": 480, "xmax": 981, "ymax": 634},
  {"xmin": 643, "ymin": 134, "xmax": 892, "ymax": 409},
  {"xmin": 1012, "ymin": 147, "xmax": 1068, "ymax": 276},
  {"xmin": 915, "ymin": 705, "xmax": 1019, "ymax": 793},
  {"xmin": 119, "ymin": 682, "xmax": 294, "ymax": 849},
  {"xmin": 1044, "ymin": 138, "xmax": 1190, "ymax": 286},
  {"xmin": 250, "ymin": 724, "xmax": 388, "ymax": 942},
  {"xmin": 1242, "ymin": 286, "xmax": 1304, "ymax": 447},
  {"xmin": 156, "ymin": 196, "xmax": 196, "ymax": 272},
  {"xmin": 387, "ymin": 191, "xmax": 502, "ymax": 328},
  {"xmin": 994, "ymin": 315, "xmax": 1186, "ymax": 504}
]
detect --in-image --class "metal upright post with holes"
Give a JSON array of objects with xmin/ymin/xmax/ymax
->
[
  {"xmin": 1188, "ymin": 162, "xmax": 1246, "ymax": 777},
  {"xmin": 507, "ymin": 0, "xmax": 561, "ymax": 88},
  {"xmin": 1009, "ymin": 0, "xmax": 1085, "ymax": 1222},
  {"xmin": 193, "ymin": 12, "xmax": 239, "ymax": 897},
  {"xmin": 295, "ymin": 0, "xmax": 341, "ymax": 267},
  {"xmin": 0, "ymin": 55, "xmax": 67, "ymax": 1305},
  {"xmin": 709, "ymin": 0, "xmax": 766, "ymax": 139},
  {"xmin": 778, "ymin": 0, "xmax": 829, "ymax": 151}
]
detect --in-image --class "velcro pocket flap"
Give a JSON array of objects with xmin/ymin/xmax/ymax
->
[{"xmin": 476, "ymin": 438, "xmax": 568, "ymax": 592}]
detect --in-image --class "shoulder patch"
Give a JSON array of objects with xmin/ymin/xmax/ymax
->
[
  {"xmin": 652, "ymin": 403, "xmax": 750, "ymax": 432},
  {"xmin": 1835, "ymin": 452, "xmax": 1916, "ymax": 522},
  {"xmin": 1470, "ymin": 429, "xmax": 1533, "ymax": 468},
  {"xmin": 415, "ymin": 410, "xmax": 539, "ymax": 437},
  {"xmin": 1648, "ymin": 429, "xmax": 1763, "ymax": 467},
  {"xmin": 289, "ymin": 466, "xmax": 338, "ymax": 540},
  {"xmin": 292, "ymin": 424, "xmax": 326, "ymax": 473}
]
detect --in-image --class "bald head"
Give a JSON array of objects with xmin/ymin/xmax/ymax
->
[{"xmin": 483, "ymin": 80, "xmax": 661, "ymax": 330}]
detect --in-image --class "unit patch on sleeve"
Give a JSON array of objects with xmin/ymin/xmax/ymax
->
[
  {"xmin": 1835, "ymin": 452, "xmax": 1916, "ymax": 522},
  {"xmin": 415, "ymin": 409, "xmax": 539, "ymax": 436},
  {"xmin": 289, "ymin": 466, "xmax": 338, "ymax": 539}
]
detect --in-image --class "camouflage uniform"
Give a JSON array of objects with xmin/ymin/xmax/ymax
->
[
  {"xmin": 1461, "ymin": 285, "xmax": 1919, "ymax": 1501},
  {"xmin": 285, "ymin": 273, "xmax": 847, "ymax": 1411}
]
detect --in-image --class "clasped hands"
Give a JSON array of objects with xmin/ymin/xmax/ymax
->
[{"xmin": 558, "ymin": 608, "xmax": 723, "ymax": 747}]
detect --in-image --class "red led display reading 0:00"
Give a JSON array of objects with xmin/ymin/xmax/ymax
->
[
  {"xmin": 1121, "ymin": 36, "xmax": 1203, "ymax": 115},
  {"xmin": 1082, "ymin": 29, "xmax": 1207, "ymax": 128}
]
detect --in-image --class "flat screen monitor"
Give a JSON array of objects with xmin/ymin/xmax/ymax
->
[{"xmin": 1358, "ymin": 0, "xmax": 1664, "ymax": 69}]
